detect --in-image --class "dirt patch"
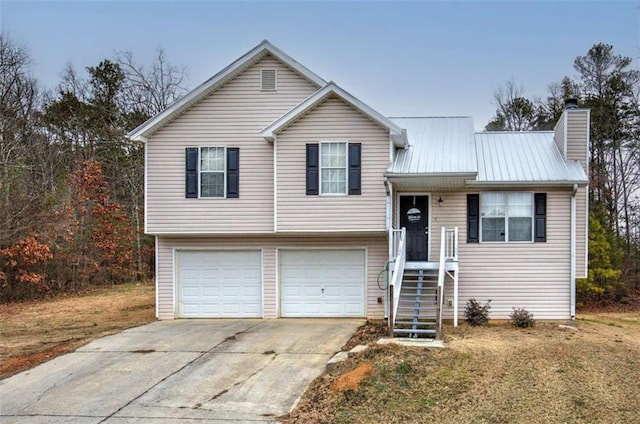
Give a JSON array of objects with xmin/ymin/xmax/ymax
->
[
  {"xmin": 342, "ymin": 320, "xmax": 388, "ymax": 350},
  {"xmin": 0, "ymin": 283, "xmax": 155, "ymax": 379},
  {"xmin": 332, "ymin": 362, "xmax": 372, "ymax": 392},
  {"xmin": 282, "ymin": 309, "xmax": 640, "ymax": 423}
]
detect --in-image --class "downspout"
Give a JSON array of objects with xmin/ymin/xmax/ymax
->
[
  {"xmin": 155, "ymin": 236, "xmax": 159, "ymax": 319},
  {"xmin": 384, "ymin": 177, "xmax": 392, "ymax": 319},
  {"xmin": 273, "ymin": 135, "xmax": 278, "ymax": 233},
  {"xmin": 570, "ymin": 184, "xmax": 577, "ymax": 319}
]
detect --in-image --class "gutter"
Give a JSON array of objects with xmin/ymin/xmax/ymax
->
[
  {"xmin": 570, "ymin": 184, "xmax": 577, "ymax": 319},
  {"xmin": 465, "ymin": 180, "xmax": 588, "ymax": 187}
]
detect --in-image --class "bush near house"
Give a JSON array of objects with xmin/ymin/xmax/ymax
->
[{"xmin": 464, "ymin": 299, "xmax": 491, "ymax": 326}]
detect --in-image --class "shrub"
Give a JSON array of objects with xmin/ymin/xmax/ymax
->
[
  {"xmin": 464, "ymin": 299, "xmax": 491, "ymax": 326},
  {"xmin": 510, "ymin": 307, "xmax": 535, "ymax": 328}
]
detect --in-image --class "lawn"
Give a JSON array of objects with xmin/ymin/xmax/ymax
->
[
  {"xmin": 0, "ymin": 283, "xmax": 155, "ymax": 379},
  {"xmin": 283, "ymin": 312, "xmax": 640, "ymax": 423}
]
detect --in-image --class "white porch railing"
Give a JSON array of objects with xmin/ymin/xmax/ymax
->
[
  {"xmin": 389, "ymin": 228, "xmax": 406, "ymax": 330},
  {"xmin": 444, "ymin": 227, "xmax": 459, "ymax": 261},
  {"xmin": 438, "ymin": 226, "xmax": 460, "ymax": 330}
]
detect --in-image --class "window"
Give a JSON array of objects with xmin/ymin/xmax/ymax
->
[
  {"xmin": 480, "ymin": 192, "xmax": 533, "ymax": 242},
  {"xmin": 185, "ymin": 147, "xmax": 239, "ymax": 199},
  {"xmin": 261, "ymin": 69, "xmax": 277, "ymax": 91},
  {"xmin": 200, "ymin": 147, "xmax": 225, "ymax": 197},
  {"xmin": 320, "ymin": 142, "xmax": 347, "ymax": 195}
]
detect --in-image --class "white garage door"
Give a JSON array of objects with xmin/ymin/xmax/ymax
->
[
  {"xmin": 177, "ymin": 250, "xmax": 262, "ymax": 318},
  {"xmin": 280, "ymin": 249, "xmax": 365, "ymax": 317}
]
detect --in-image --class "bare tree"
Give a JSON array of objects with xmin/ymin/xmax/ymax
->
[
  {"xmin": 0, "ymin": 33, "xmax": 41, "ymax": 245},
  {"xmin": 115, "ymin": 48, "xmax": 187, "ymax": 117},
  {"xmin": 486, "ymin": 80, "xmax": 537, "ymax": 131}
]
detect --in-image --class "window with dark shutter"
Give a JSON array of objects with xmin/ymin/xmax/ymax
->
[
  {"xmin": 306, "ymin": 144, "xmax": 319, "ymax": 195},
  {"xmin": 348, "ymin": 143, "xmax": 361, "ymax": 195},
  {"xmin": 467, "ymin": 194, "xmax": 479, "ymax": 243},
  {"xmin": 534, "ymin": 193, "xmax": 547, "ymax": 242},
  {"xmin": 185, "ymin": 148, "xmax": 198, "ymax": 198},
  {"xmin": 226, "ymin": 148, "xmax": 239, "ymax": 198}
]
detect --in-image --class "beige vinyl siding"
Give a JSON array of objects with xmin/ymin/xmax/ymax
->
[
  {"xmin": 145, "ymin": 55, "xmax": 318, "ymax": 234},
  {"xmin": 156, "ymin": 235, "xmax": 387, "ymax": 319},
  {"xmin": 566, "ymin": 109, "xmax": 589, "ymax": 171},
  {"xmin": 575, "ymin": 186, "xmax": 588, "ymax": 278},
  {"xmin": 401, "ymin": 190, "xmax": 572, "ymax": 319},
  {"xmin": 565, "ymin": 109, "xmax": 589, "ymax": 278},
  {"xmin": 554, "ymin": 114, "xmax": 566, "ymax": 159},
  {"xmin": 276, "ymin": 96, "xmax": 390, "ymax": 231}
]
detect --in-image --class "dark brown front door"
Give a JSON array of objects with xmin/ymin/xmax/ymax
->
[{"xmin": 400, "ymin": 196, "xmax": 429, "ymax": 261}]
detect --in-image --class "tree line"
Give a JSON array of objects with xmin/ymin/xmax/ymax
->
[
  {"xmin": 0, "ymin": 33, "xmax": 186, "ymax": 301},
  {"xmin": 1, "ymin": 33, "xmax": 638, "ymax": 305},
  {"xmin": 486, "ymin": 43, "xmax": 640, "ymax": 303}
]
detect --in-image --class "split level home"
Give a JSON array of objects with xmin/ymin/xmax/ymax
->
[{"xmin": 128, "ymin": 40, "xmax": 589, "ymax": 338}]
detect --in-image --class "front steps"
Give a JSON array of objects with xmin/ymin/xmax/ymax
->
[{"xmin": 393, "ymin": 268, "xmax": 439, "ymax": 338}]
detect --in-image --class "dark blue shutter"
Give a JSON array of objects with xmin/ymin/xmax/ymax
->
[
  {"xmin": 534, "ymin": 193, "xmax": 546, "ymax": 242},
  {"xmin": 467, "ymin": 194, "xmax": 479, "ymax": 243},
  {"xmin": 348, "ymin": 143, "xmax": 361, "ymax": 195},
  {"xmin": 306, "ymin": 144, "xmax": 319, "ymax": 195},
  {"xmin": 185, "ymin": 148, "xmax": 198, "ymax": 198},
  {"xmin": 226, "ymin": 148, "xmax": 239, "ymax": 198}
]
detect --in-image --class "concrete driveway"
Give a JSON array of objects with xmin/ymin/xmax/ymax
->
[{"xmin": 0, "ymin": 319, "xmax": 361, "ymax": 423}]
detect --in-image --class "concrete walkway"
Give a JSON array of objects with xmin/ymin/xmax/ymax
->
[{"xmin": 0, "ymin": 319, "xmax": 361, "ymax": 423}]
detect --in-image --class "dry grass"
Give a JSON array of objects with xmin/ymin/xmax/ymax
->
[
  {"xmin": 283, "ymin": 311, "xmax": 640, "ymax": 423},
  {"xmin": 0, "ymin": 283, "xmax": 155, "ymax": 379}
]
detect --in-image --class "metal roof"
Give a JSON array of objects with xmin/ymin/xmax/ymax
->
[
  {"xmin": 474, "ymin": 132, "xmax": 588, "ymax": 184},
  {"xmin": 386, "ymin": 117, "xmax": 477, "ymax": 175}
]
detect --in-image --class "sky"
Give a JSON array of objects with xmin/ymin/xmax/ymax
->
[{"xmin": 1, "ymin": 0, "xmax": 638, "ymax": 129}]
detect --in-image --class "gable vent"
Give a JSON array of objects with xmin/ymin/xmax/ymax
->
[{"xmin": 261, "ymin": 69, "xmax": 277, "ymax": 91}]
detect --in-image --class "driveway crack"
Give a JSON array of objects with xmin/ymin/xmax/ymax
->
[
  {"xmin": 208, "ymin": 353, "xmax": 279, "ymax": 402},
  {"xmin": 97, "ymin": 322, "xmax": 262, "ymax": 423}
]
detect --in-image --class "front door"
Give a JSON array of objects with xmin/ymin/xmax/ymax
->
[{"xmin": 400, "ymin": 195, "xmax": 429, "ymax": 261}]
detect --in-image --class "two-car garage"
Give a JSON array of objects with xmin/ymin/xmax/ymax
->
[{"xmin": 176, "ymin": 249, "xmax": 366, "ymax": 318}]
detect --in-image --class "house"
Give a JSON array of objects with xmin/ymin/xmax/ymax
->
[{"xmin": 128, "ymin": 40, "xmax": 589, "ymax": 337}]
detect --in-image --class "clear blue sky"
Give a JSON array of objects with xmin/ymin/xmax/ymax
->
[{"xmin": 1, "ymin": 1, "xmax": 638, "ymax": 129}]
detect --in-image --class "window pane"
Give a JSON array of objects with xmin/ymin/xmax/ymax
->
[
  {"xmin": 508, "ymin": 192, "xmax": 533, "ymax": 216},
  {"xmin": 509, "ymin": 217, "xmax": 532, "ymax": 241},
  {"xmin": 201, "ymin": 172, "xmax": 224, "ymax": 197},
  {"xmin": 482, "ymin": 217, "xmax": 505, "ymax": 242},
  {"xmin": 201, "ymin": 147, "xmax": 224, "ymax": 172},
  {"xmin": 480, "ymin": 192, "xmax": 505, "ymax": 216},
  {"xmin": 321, "ymin": 143, "xmax": 346, "ymax": 167},
  {"xmin": 321, "ymin": 168, "xmax": 346, "ymax": 194},
  {"xmin": 320, "ymin": 143, "xmax": 347, "ymax": 194}
]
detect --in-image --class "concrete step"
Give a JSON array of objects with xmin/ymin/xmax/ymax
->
[{"xmin": 393, "ymin": 328, "xmax": 437, "ymax": 335}]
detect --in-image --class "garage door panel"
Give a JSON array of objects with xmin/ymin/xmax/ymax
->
[
  {"xmin": 280, "ymin": 250, "xmax": 365, "ymax": 318},
  {"xmin": 177, "ymin": 250, "xmax": 262, "ymax": 318}
]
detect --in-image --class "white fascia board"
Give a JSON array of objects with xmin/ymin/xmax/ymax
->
[
  {"xmin": 127, "ymin": 40, "xmax": 326, "ymax": 141},
  {"xmin": 465, "ymin": 180, "xmax": 589, "ymax": 187},
  {"xmin": 260, "ymin": 82, "xmax": 407, "ymax": 147},
  {"xmin": 385, "ymin": 172, "xmax": 477, "ymax": 178}
]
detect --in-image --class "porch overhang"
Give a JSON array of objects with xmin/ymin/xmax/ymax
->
[{"xmin": 385, "ymin": 172, "xmax": 478, "ymax": 191}]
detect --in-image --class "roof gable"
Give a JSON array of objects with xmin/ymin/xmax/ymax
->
[
  {"xmin": 128, "ymin": 40, "xmax": 326, "ymax": 141},
  {"xmin": 260, "ymin": 82, "xmax": 407, "ymax": 148}
]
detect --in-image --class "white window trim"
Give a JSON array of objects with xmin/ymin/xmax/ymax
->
[
  {"xmin": 319, "ymin": 141, "xmax": 348, "ymax": 196},
  {"xmin": 199, "ymin": 146, "xmax": 226, "ymax": 199},
  {"xmin": 479, "ymin": 192, "xmax": 534, "ymax": 243},
  {"xmin": 260, "ymin": 68, "xmax": 277, "ymax": 92}
]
